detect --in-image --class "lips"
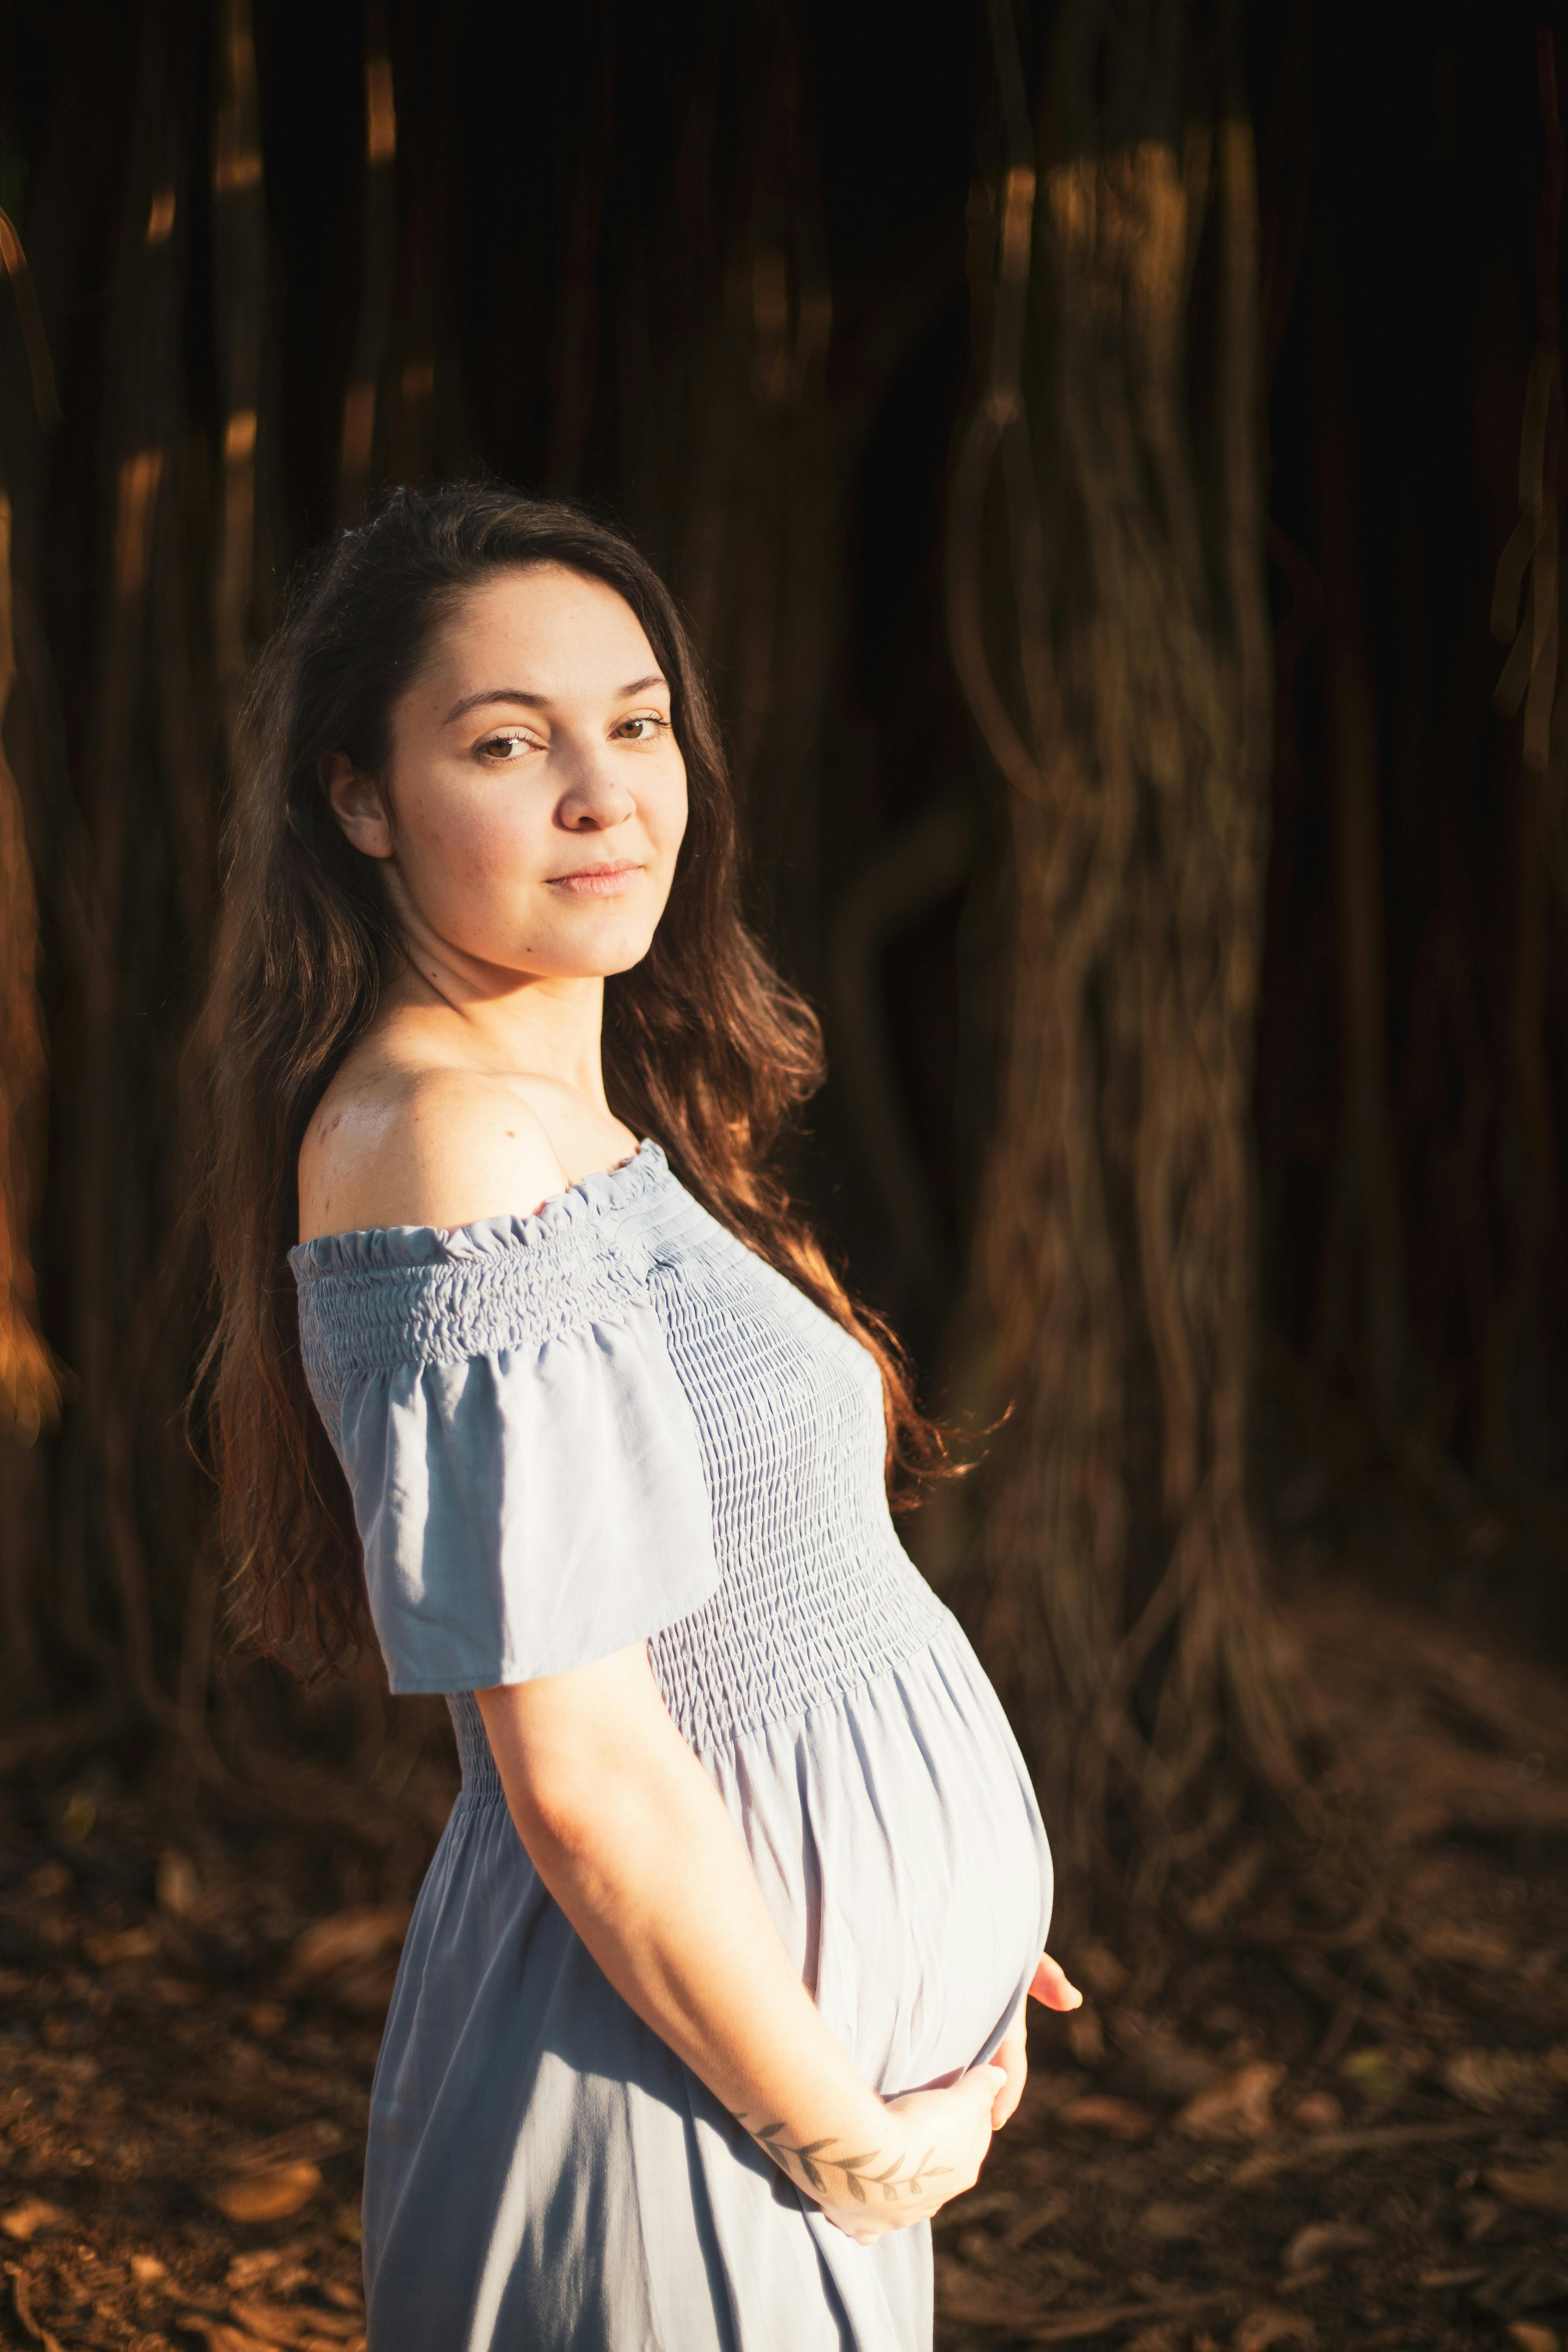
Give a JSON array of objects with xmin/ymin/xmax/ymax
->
[{"xmin": 547, "ymin": 863, "xmax": 642, "ymax": 896}]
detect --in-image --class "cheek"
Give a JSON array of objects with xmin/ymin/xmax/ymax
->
[
  {"xmin": 405, "ymin": 784, "xmax": 544, "ymax": 890},
  {"xmin": 652, "ymin": 765, "xmax": 691, "ymax": 859}
]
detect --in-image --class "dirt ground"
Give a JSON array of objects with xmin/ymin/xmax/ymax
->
[{"xmin": 2, "ymin": 1569, "xmax": 1565, "ymax": 2352}]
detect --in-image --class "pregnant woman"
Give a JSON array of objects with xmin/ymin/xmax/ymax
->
[{"xmin": 201, "ymin": 483, "xmax": 1076, "ymax": 2350}]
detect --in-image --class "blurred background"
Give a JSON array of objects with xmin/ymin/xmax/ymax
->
[{"xmin": 2, "ymin": 4, "xmax": 1567, "ymax": 2347}]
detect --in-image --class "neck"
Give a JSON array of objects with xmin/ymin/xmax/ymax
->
[{"xmin": 385, "ymin": 940, "xmax": 611, "ymax": 1110}]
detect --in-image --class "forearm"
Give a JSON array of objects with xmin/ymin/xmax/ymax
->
[{"xmin": 474, "ymin": 1668, "xmax": 916, "ymax": 2209}]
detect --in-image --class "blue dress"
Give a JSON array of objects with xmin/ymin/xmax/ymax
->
[{"xmin": 289, "ymin": 1141, "xmax": 1052, "ymax": 2351}]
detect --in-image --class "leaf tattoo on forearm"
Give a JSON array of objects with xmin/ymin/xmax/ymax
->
[{"xmin": 739, "ymin": 2118, "xmax": 949, "ymax": 2205}]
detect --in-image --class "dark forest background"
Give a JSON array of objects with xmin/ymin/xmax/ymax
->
[{"xmin": 0, "ymin": 0, "xmax": 1565, "ymax": 1930}]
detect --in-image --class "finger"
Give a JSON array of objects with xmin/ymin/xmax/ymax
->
[
  {"xmin": 991, "ymin": 2035, "xmax": 1027, "ymax": 2128},
  {"xmin": 1029, "ymin": 1951, "xmax": 1083, "ymax": 2010},
  {"xmin": 956, "ymin": 2063, "xmax": 1006, "ymax": 2138},
  {"xmin": 825, "ymin": 2209, "xmax": 882, "ymax": 2244}
]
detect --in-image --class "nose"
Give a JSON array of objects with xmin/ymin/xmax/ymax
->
[{"xmin": 556, "ymin": 737, "xmax": 636, "ymax": 831}]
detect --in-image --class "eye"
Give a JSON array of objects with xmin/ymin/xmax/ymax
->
[
  {"xmin": 616, "ymin": 712, "xmax": 670, "ymax": 743},
  {"xmin": 476, "ymin": 729, "xmax": 536, "ymax": 762}
]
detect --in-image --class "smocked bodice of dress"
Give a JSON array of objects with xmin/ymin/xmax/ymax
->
[{"xmin": 289, "ymin": 1140, "xmax": 948, "ymax": 1749}]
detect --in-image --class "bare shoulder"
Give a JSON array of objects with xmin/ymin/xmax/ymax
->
[{"xmin": 298, "ymin": 1058, "xmax": 567, "ymax": 1243}]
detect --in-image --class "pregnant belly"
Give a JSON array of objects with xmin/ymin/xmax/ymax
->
[{"xmin": 703, "ymin": 1617, "xmax": 1054, "ymax": 2098}]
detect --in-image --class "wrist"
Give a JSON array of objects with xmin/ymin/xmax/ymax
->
[{"xmin": 747, "ymin": 2089, "xmax": 949, "ymax": 2211}]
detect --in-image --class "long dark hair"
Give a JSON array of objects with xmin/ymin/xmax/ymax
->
[{"xmin": 196, "ymin": 483, "xmax": 942, "ymax": 1671}]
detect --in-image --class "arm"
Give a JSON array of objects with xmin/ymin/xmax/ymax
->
[{"xmin": 475, "ymin": 1646, "xmax": 1004, "ymax": 2240}]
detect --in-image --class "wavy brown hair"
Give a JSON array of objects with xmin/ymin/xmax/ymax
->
[{"xmin": 196, "ymin": 483, "xmax": 943, "ymax": 1673}]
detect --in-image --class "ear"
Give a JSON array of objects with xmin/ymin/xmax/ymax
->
[{"xmin": 319, "ymin": 751, "xmax": 394, "ymax": 860}]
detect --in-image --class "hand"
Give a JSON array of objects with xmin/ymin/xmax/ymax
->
[
  {"xmin": 991, "ymin": 1948, "xmax": 1084, "ymax": 2128},
  {"xmin": 1028, "ymin": 1951, "xmax": 1083, "ymax": 2012},
  {"xmin": 816, "ymin": 2064, "xmax": 1006, "ymax": 2245}
]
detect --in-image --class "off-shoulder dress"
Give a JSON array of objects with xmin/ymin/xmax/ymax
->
[{"xmin": 289, "ymin": 1140, "xmax": 1052, "ymax": 2352}]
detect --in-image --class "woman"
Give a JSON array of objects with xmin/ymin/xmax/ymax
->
[{"xmin": 202, "ymin": 484, "xmax": 1076, "ymax": 2352}]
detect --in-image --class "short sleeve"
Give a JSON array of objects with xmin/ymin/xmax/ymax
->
[{"xmin": 289, "ymin": 1199, "xmax": 718, "ymax": 1694}]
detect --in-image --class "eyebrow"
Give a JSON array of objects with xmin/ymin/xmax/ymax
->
[{"xmin": 443, "ymin": 674, "xmax": 668, "ymax": 723}]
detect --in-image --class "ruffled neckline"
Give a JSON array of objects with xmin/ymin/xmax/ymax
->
[{"xmin": 289, "ymin": 1138, "xmax": 669, "ymax": 1275}]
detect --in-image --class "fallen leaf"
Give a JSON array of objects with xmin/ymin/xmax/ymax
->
[
  {"xmin": 151, "ymin": 1972, "xmax": 210, "ymax": 2008},
  {"xmin": 231, "ymin": 2301, "xmax": 364, "ymax": 2347},
  {"xmin": 23, "ymin": 1862, "xmax": 70, "ymax": 1900},
  {"xmin": 1233, "ymin": 2116, "xmax": 1510, "ymax": 2190},
  {"xmin": 230, "ymin": 2306, "xmax": 309, "ymax": 2348},
  {"xmin": 1418, "ymin": 1924, "xmax": 1515, "ymax": 1969},
  {"xmin": 1076, "ymin": 1940, "xmax": 1127, "ymax": 2000},
  {"xmin": 1506, "ymin": 2325, "xmax": 1559, "ymax": 2352},
  {"xmin": 1336, "ymin": 2046, "xmax": 1409, "ymax": 2104},
  {"xmin": 280, "ymin": 1905, "xmax": 408, "ymax": 1981},
  {"xmin": 6, "ymin": 2265, "xmax": 66, "ymax": 2352},
  {"xmin": 1177, "ymin": 2061, "xmax": 1286, "ymax": 2141},
  {"xmin": 1139, "ymin": 2201, "xmax": 1204, "ymax": 2243},
  {"xmin": 931, "ymin": 2257, "xmax": 1020, "ymax": 2325},
  {"xmin": 1445, "ymin": 2050, "xmax": 1553, "ymax": 2112},
  {"xmin": 83, "ymin": 1924, "xmax": 161, "ymax": 1965},
  {"xmin": 157, "ymin": 1848, "xmax": 202, "ymax": 1917},
  {"xmin": 1120, "ymin": 2023, "xmax": 1223, "ymax": 2102},
  {"xmin": 277, "ymin": 1907, "xmax": 408, "ymax": 2012},
  {"xmin": 1491, "ymin": 2165, "xmax": 1568, "ymax": 2220},
  {"xmin": 1471, "ymin": 2260, "xmax": 1568, "ymax": 2317},
  {"xmin": 1289, "ymin": 2092, "xmax": 1343, "ymax": 2133},
  {"xmin": 1058, "ymin": 2094, "xmax": 1159, "ymax": 2141},
  {"xmin": 178, "ymin": 2320, "xmax": 285, "ymax": 2352},
  {"xmin": 1066, "ymin": 2006, "xmax": 1106, "ymax": 2067},
  {"xmin": 1234, "ymin": 2309, "xmax": 1315, "ymax": 2350},
  {"xmin": 205, "ymin": 2162, "xmax": 323, "ymax": 2224},
  {"xmin": 956, "ymin": 2225, "xmax": 1005, "ymax": 2270},
  {"xmin": 1, "ymin": 2197, "xmax": 69, "ymax": 2241},
  {"xmin": 55, "ymin": 1785, "xmax": 92, "ymax": 1841},
  {"xmin": 1003, "ymin": 2192, "xmax": 1068, "ymax": 2251},
  {"xmin": 942, "ymin": 2190, "xmax": 1018, "ymax": 2227},
  {"xmin": 932, "ymin": 2273, "xmax": 1239, "ymax": 2338},
  {"xmin": 1037, "ymin": 2248, "xmax": 1099, "ymax": 2286},
  {"xmin": 1282, "ymin": 2222, "xmax": 1372, "ymax": 2275},
  {"xmin": 227, "ymin": 2251, "xmax": 292, "ymax": 2291},
  {"xmin": 1464, "ymin": 2194, "xmax": 1505, "ymax": 2242}
]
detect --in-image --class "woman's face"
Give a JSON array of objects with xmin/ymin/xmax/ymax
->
[{"xmin": 323, "ymin": 563, "xmax": 688, "ymax": 984}]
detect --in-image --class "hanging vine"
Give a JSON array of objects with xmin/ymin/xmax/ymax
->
[{"xmin": 946, "ymin": 0, "xmax": 1309, "ymax": 1926}]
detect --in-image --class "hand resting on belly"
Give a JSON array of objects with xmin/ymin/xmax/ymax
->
[{"xmin": 476, "ymin": 1643, "xmax": 1079, "ymax": 2243}]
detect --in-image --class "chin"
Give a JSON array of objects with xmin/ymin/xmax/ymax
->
[
  {"xmin": 519, "ymin": 920, "xmax": 662, "ymax": 982},
  {"xmin": 589, "ymin": 935, "xmax": 660, "ymax": 980}
]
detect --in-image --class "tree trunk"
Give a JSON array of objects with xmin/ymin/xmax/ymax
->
[
  {"xmin": 1310, "ymin": 257, "xmax": 1407, "ymax": 1418},
  {"xmin": 945, "ymin": 0, "xmax": 1302, "ymax": 1924}
]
